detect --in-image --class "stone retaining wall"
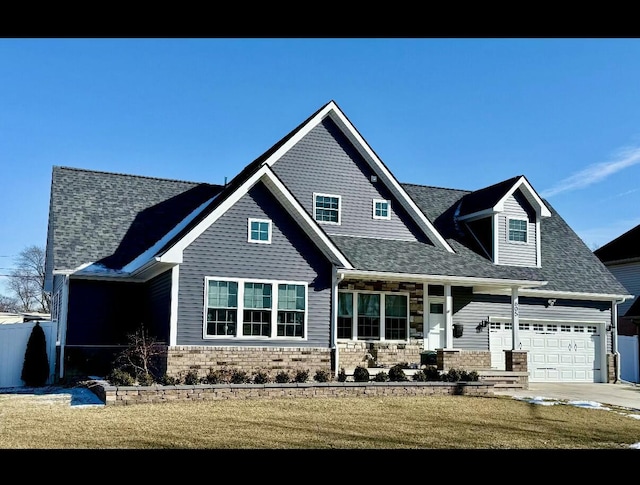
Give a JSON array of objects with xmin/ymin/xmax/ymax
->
[{"xmin": 86, "ymin": 380, "xmax": 494, "ymax": 406}]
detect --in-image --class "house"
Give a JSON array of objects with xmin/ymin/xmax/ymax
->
[
  {"xmin": 595, "ymin": 225, "xmax": 640, "ymax": 383},
  {"xmin": 44, "ymin": 100, "xmax": 632, "ymax": 387}
]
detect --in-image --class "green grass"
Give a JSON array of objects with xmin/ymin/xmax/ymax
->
[{"xmin": 1, "ymin": 392, "xmax": 639, "ymax": 449}]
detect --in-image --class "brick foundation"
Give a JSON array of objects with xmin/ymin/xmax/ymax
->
[{"xmin": 166, "ymin": 346, "xmax": 332, "ymax": 381}]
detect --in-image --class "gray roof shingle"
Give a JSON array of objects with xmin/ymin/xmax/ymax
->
[{"xmin": 48, "ymin": 166, "xmax": 223, "ymax": 271}]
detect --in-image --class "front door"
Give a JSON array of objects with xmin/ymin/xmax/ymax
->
[{"xmin": 427, "ymin": 300, "xmax": 445, "ymax": 350}]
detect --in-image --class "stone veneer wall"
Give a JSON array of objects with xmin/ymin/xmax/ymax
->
[
  {"xmin": 166, "ymin": 346, "xmax": 332, "ymax": 381},
  {"xmin": 87, "ymin": 380, "xmax": 495, "ymax": 406},
  {"xmin": 608, "ymin": 353, "xmax": 617, "ymax": 383},
  {"xmin": 437, "ymin": 349, "xmax": 491, "ymax": 371}
]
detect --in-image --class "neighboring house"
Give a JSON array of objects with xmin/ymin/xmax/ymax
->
[
  {"xmin": 44, "ymin": 100, "xmax": 631, "ymax": 386},
  {"xmin": 595, "ymin": 225, "xmax": 640, "ymax": 383}
]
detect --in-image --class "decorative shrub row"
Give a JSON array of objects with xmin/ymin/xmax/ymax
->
[
  {"xmin": 106, "ymin": 366, "xmax": 334, "ymax": 387},
  {"xmin": 347, "ymin": 364, "xmax": 479, "ymax": 383}
]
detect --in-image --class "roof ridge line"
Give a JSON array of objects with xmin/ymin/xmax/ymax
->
[{"xmin": 54, "ymin": 165, "xmax": 221, "ymax": 187}]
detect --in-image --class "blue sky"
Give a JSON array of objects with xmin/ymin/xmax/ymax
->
[{"xmin": 2, "ymin": 38, "xmax": 640, "ymax": 295}]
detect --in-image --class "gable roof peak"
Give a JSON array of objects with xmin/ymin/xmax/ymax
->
[{"xmin": 457, "ymin": 174, "xmax": 551, "ymax": 219}]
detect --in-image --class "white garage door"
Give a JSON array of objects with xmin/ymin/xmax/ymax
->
[{"xmin": 489, "ymin": 321, "xmax": 601, "ymax": 382}]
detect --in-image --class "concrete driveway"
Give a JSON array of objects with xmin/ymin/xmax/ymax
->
[{"xmin": 494, "ymin": 381, "xmax": 640, "ymax": 411}]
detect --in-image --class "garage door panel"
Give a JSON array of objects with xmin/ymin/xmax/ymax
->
[{"xmin": 491, "ymin": 321, "xmax": 602, "ymax": 383}]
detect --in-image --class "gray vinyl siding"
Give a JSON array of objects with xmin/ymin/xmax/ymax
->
[
  {"xmin": 452, "ymin": 287, "xmax": 612, "ymax": 352},
  {"xmin": 146, "ymin": 270, "xmax": 171, "ymax": 343},
  {"xmin": 53, "ymin": 273, "xmax": 65, "ymax": 295},
  {"xmin": 177, "ymin": 181, "xmax": 333, "ymax": 347},
  {"xmin": 271, "ymin": 118, "xmax": 422, "ymax": 241},
  {"xmin": 607, "ymin": 262, "xmax": 640, "ymax": 315},
  {"xmin": 497, "ymin": 191, "xmax": 537, "ymax": 267}
]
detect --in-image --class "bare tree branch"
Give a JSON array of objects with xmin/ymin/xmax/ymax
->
[{"xmin": 7, "ymin": 245, "xmax": 50, "ymax": 313}]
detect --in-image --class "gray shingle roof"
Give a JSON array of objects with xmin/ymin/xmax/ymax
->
[
  {"xmin": 47, "ymin": 166, "xmax": 223, "ymax": 271},
  {"xmin": 397, "ymin": 183, "xmax": 629, "ymax": 295}
]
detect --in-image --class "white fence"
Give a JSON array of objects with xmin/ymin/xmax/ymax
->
[
  {"xmin": 619, "ymin": 335, "xmax": 639, "ymax": 384},
  {"xmin": 0, "ymin": 321, "xmax": 57, "ymax": 388}
]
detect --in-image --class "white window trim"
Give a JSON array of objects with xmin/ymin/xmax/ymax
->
[
  {"xmin": 337, "ymin": 289, "xmax": 410, "ymax": 342},
  {"xmin": 507, "ymin": 217, "xmax": 529, "ymax": 244},
  {"xmin": 247, "ymin": 217, "xmax": 272, "ymax": 244},
  {"xmin": 372, "ymin": 199, "xmax": 391, "ymax": 220},
  {"xmin": 203, "ymin": 276, "xmax": 308, "ymax": 340},
  {"xmin": 313, "ymin": 192, "xmax": 341, "ymax": 225}
]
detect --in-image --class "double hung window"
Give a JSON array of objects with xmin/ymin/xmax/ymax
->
[{"xmin": 205, "ymin": 277, "xmax": 307, "ymax": 339}]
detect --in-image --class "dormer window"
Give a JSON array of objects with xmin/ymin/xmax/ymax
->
[
  {"xmin": 508, "ymin": 218, "xmax": 528, "ymax": 243},
  {"xmin": 373, "ymin": 199, "xmax": 391, "ymax": 220},
  {"xmin": 313, "ymin": 193, "xmax": 341, "ymax": 224}
]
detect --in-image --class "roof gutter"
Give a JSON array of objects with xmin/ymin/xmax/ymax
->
[{"xmin": 337, "ymin": 269, "xmax": 548, "ymax": 289}]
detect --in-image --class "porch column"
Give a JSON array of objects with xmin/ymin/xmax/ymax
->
[
  {"xmin": 58, "ymin": 275, "xmax": 70, "ymax": 380},
  {"xmin": 444, "ymin": 284, "xmax": 453, "ymax": 349},
  {"xmin": 423, "ymin": 282, "xmax": 429, "ymax": 351},
  {"xmin": 511, "ymin": 286, "xmax": 519, "ymax": 350},
  {"xmin": 611, "ymin": 299, "xmax": 619, "ymax": 382}
]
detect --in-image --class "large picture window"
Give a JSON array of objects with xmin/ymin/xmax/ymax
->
[
  {"xmin": 338, "ymin": 290, "xmax": 408, "ymax": 341},
  {"xmin": 205, "ymin": 277, "xmax": 307, "ymax": 339}
]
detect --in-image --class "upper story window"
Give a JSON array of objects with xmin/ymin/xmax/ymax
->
[
  {"xmin": 508, "ymin": 218, "xmax": 528, "ymax": 243},
  {"xmin": 313, "ymin": 193, "xmax": 341, "ymax": 224},
  {"xmin": 248, "ymin": 218, "xmax": 272, "ymax": 244},
  {"xmin": 373, "ymin": 199, "xmax": 391, "ymax": 220}
]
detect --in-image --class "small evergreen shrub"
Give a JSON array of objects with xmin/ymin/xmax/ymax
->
[
  {"xmin": 424, "ymin": 366, "xmax": 441, "ymax": 381},
  {"xmin": 314, "ymin": 369, "xmax": 331, "ymax": 382},
  {"xmin": 204, "ymin": 367, "xmax": 233, "ymax": 384},
  {"xmin": 388, "ymin": 364, "xmax": 408, "ymax": 382},
  {"xmin": 460, "ymin": 370, "xmax": 479, "ymax": 382},
  {"xmin": 294, "ymin": 369, "xmax": 309, "ymax": 383},
  {"xmin": 337, "ymin": 368, "xmax": 347, "ymax": 382},
  {"xmin": 373, "ymin": 371, "xmax": 389, "ymax": 382},
  {"xmin": 21, "ymin": 322, "xmax": 50, "ymax": 387},
  {"xmin": 253, "ymin": 369, "xmax": 271, "ymax": 384},
  {"xmin": 159, "ymin": 374, "xmax": 179, "ymax": 385},
  {"xmin": 137, "ymin": 372, "xmax": 155, "ymax": 386},
  {"xmin": 107, "ymin": 368, "xmax": 135, "ymax": 386},
  {"xmin": 412, "ymin": 370, "xmax": 427, "ymax": 382},
  {"xmin": 443, "ymin": 368, "xmax": 462, "ymax": 382},
  {"xmin": 230, "ymin": 369, "xmax": 251, "ymax": 384},
  {"xmin": 353, "ymin": 366, "xmax": 370, "ymax": 382},
  {"xmin": 183, "ymin": 369, "xmax": 201, "ymax": 385},
  {"xmin": 275, "ymin": 371, "xmax": 291, "ymax": 383}
]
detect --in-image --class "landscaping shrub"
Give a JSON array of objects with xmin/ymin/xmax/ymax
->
[
  {"xmin": 337, "ymin": 368, "xmax": 347, "ymax": 382},
  {"xmin": 353, "ymin": 366, "xmax": 370, "ymax": 382},
  {"xmin": 159, "ymin": 374, "xmax": 179, "ymax": 385},
  {"xmin": 21, "ymin": 322, "xmax": 49, "ymax": 387},
  {"xmin": 423, "ymin": 365, "xmax": 441, "ymax": 381},
  {"xmin": 253, "ymin": 369, "xmax": 271, "ymax": 384},
  {"xmin": 275, "ymin": 371, "xmax": 291, "ymax": 383},
  {"xmin": 294, "ymin": 369, "xmax": 309, "ymax": 383},
  {"xmin": 106, "ymin": 368, "xmax": 135, "ymax": 386},
  {"xmin": 314, "ymin": 369, "xmax": 331, "ymax": 382},
  {"xmin": 373, "ymin": 371, "xmax": 389, "ymax": 382},
  {"xmin": 183, "ymin": 370, "xmax": 201, "ymax": 385},
  {"xmin": 412, "ymin": 370, "xmax": 427, "ymax": 381},
  {"xmin": 230, "ymin": 369, "xmax": 251, "ymax": 384},
  {"xmin": 388, "ymin": 364, "xmax": 408, "ymax": 382}
]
